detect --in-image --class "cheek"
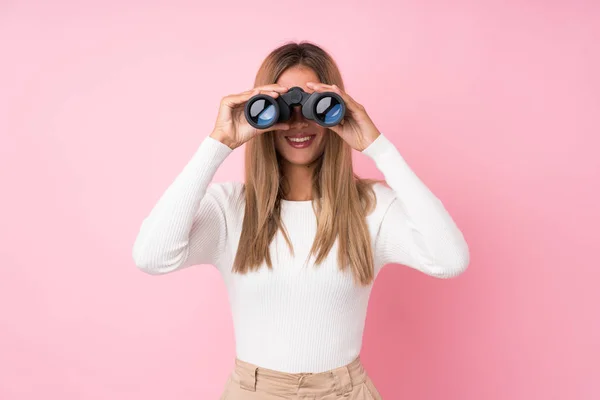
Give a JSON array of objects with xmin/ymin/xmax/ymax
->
[
  {"xmin": 274, "ymin": 132, "xmax": 286, "ymax": 147},
  {"xmin": 316, "ymin": 131, "xmax": 328, "ymax": 149},
  {"xmin": 274, "ymin": 134, "xmax": 291, "ymax": 155}
]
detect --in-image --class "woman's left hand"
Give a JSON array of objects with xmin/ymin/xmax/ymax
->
[{"xmin": 306, "ymin": 82, "xmax": 381, "ymax": 152}]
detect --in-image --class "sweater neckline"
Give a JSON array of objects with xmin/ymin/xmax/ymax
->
[
  {"xmin": 280, "ymin": 199, "xmax": 316, "ymax": 210},
  {"xmin": 281, "ymin": 199, "xmax": 313, "ymax": 204}
]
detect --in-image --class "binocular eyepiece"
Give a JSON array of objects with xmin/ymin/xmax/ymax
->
[{"xmin": 244, "ymin": 86, "xmax": 346, "ymax": 129}]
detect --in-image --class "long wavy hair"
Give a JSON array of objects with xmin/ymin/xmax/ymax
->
[{"xmin": 232, "ymin": 41, "xmax": 381, "ymax": 286}]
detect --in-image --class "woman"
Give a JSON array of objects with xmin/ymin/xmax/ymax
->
[{"xmin": 132, "ymin": 41, "xmax": 470, "ymax": 399}]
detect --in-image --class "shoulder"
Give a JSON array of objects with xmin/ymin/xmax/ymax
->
[
  {"xmin": 370, "ymin": 181, "xmax": 397, "ymax": 212},
  {"xmin": 365, "ymin": 181, "xmax": 397, "ymax": 229}
]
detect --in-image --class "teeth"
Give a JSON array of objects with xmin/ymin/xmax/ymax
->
[{"xmin": 288, "ymin": 136, "xmax": 312, "ymax": 142}]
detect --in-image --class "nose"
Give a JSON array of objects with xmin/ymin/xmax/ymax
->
[{"xmin": 289, "ymin": 105, "xmax": 309, "ymax": 129}]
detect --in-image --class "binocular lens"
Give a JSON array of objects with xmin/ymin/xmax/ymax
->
[
  {"xmin": 315, "ymin": 96, "xmax": 343, "ymax": 125},
  {"xmin": 248, "ymin": 98, "xmax": 277, "ymax": 128}
]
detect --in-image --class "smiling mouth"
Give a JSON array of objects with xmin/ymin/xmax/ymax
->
[
  {"xmin": 286, "ymin": 135, "xmax": 315, "ymax": 142},
  {"xmin": 284, "ymin": 133, "xmax": 317, "ymax": 148},
  {"xmin": 285, "ymin": 132, "xmax": 317, "ymax": 141}
]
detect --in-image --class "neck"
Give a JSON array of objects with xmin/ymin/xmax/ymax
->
[{"xmin": 280, "ymin": 159, "xmax": 318, "ymax": 201}]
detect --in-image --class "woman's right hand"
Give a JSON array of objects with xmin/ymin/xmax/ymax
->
[{"xmin": 210, "ymin": 84, "xmax": 291, "ymax": 150}]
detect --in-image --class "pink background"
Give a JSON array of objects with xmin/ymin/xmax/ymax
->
[{"xmin": 1, "ymin": 1, "xmax": 598, "ymax": 399}]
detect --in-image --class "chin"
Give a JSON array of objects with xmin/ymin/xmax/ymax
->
[
  {"xmin": 283, "ymin": 154, "xmax": 320, "ymax": 166},
  {"xmin": 275, "ymin": 139, "xmax": 325, "ymax": 167},
  {"xmin": 278, "ymin": 146, "xmax": 325, "ymax": 166}
]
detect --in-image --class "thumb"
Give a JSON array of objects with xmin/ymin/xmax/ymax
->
[
  {"xmin": 328, "ymin": 124, "xmax": 342, "ymax": 136},
  {"xmin": 273, "ymin": 123, "xmax": 291, "ymax": 131},
  {"xmin": 255, "ymin": 122, "xmax": 290, "ymax": 135},
  {"xmin": 262, "ymin": 122, "xmax": 291, "ymax": 133}
]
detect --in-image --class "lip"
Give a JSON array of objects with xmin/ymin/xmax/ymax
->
[
  {"xmin": 284, "ymin": 134, "xmax": 316, "ymax": 149},
  {"xmin": 285, "ymin": 132, "xmax": 316, "ymax": 138}
]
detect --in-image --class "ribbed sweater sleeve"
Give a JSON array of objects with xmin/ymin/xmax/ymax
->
[
  {"xmin": 362, "ymin": 133, "xmax": 470, "ymax": 278},
  {"xmin": 132, "ymin": 136, "xmax": 233, "ymax": 274}
]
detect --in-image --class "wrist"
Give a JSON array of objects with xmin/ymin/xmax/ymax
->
[{"xmin": 210, "ymin": 130, "xmax": 237, "ymax": 150}]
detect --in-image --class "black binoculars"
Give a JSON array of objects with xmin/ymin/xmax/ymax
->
[{"xmin": 244, "ymin": 86, "xmax": 346, "ymax": 129}]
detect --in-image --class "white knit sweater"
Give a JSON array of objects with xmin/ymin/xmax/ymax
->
[{"xmin": 132, "ymin": 133, "xmax": 470, "ymax": 373}]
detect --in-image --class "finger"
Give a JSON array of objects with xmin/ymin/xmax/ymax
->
[
  {"xmin": 306, "ymin": 82, "xmax": 349, "ymax": 103},
  {"xmin": 245, "ymin": 89, "xmax": 280, "ymax": 100},
  {"xmin": 223, "ymin": 89, "xmax": 259, "ymax": 107},
  {"xmin": 256, "ymin": 122, "xmax": 291, "ymax": 133},
  {"xmin": 343, "ymin": 91, "xmax": 362, "ymax": 110},
  {"xmin": 328, "ymin": 123, "xmax": 342, "ymax": 136},
  {"xmin": 255, "ymin": 83, "xmax": 289, "ymax": 93},
  {"xmin": 225, "ymin": 89, "xmax": 279, "ymax": 108},
  {"xmin": 271, "ymin": 122, "xmax": 291, "ymax": 131},
  {"xmin": 305, "ymin": 81, "xmax": 338, "ymax": 93},
  {"xmin": 259, "ymin": 90, "xmax": 280, "ymax": 98}
]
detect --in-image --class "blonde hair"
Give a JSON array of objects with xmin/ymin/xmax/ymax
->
[{"xmin": 232, "ymin": 41, "xmax": 381, "ymax": 286}]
